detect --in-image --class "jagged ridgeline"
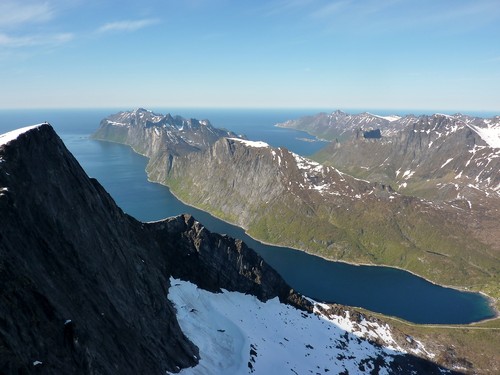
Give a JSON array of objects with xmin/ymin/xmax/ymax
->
[
  {"xmin": 278, "ymin": 111, "xmax": 500, "ymax": 204},
  {"xmin": 93, "ymin": 109, "xmax": 499, "ymax": 298},
  {"xmin": 0, "ymin": 123, "xmax": 464, "ymax": 374},
  {"xmin": 0, "ymin": 124, "xmax": 306, "ymax": 373}
]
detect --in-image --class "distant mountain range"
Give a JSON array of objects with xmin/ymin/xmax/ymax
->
[
  {"xmin": 277, "ymin": 111, "xmax": 500, "ymax": 256},
  {"xmin": 92, "ymin": 109, "xmax": 499, "ymax": 300},
  {"xmin": 276, "ymin": 110, "xmax": 500, "ymax": 201},
  {"xmin": 92, "ymin": 108, "xmax": 238, "ymax": 157}
]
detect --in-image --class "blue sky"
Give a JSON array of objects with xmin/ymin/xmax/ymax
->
[{"xmin": 1, "ymin": 0, "xmax": 499, "ymax": 111}]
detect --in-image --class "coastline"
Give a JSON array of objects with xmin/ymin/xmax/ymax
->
[
  {"xmin": 91, "ymin": 135, "xmax": 499, "ymax": 325},
  {"xmin": 275, "ymin": 123, "xmax": 330, "ymax": 142},
  {"xmin": 147, "ymin": 170, "xmax": 499, "ymax": 326}
]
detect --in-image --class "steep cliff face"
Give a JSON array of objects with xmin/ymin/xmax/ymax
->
[
  {"xmin": 92, "ymin": 108, "xmax": 237, "ymax": 159},
  {"xmin": 154, "ymin": 138, "xmax": 288, "ymax": 225},
  {"xmin": 0, "ymin": 124, "xmax": 306, "ymax": 374}
]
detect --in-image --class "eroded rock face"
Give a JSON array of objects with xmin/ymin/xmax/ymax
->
[
  {"xmin": 148, "ymin": 214, "xmax": 311, "ymax": 311},
  {"xmin": 0, "ymin": 124, "xmax": 305, "ymax": 374}
]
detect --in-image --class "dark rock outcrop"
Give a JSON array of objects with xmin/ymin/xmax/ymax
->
[
  {"xmin": 363, "ymin": 128, "xmax": 381, "ymax": 139},
  {"xmin": 0, "ymin": 124, "xmax": 307, "ymax": 374},
  {"xmin": 0, "ymin": 124, "xmax": 198, "ymax": 374},
  {"xmin": 148, "ymin": 214, "xmax": 311, "ymax": 311}
]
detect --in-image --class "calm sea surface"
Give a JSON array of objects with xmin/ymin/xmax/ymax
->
[{"xmin": 0, "ymin": 108, "xmax": 495, "ymax": 324}]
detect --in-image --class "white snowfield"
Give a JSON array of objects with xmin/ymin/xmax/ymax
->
[
  {"xmin": 228, "ymin": 137, "xmax": 270, "ymax": 148},
  {"xmin": 367, "ymin": 113, "xmax": 402, "ymax": 122},
  {"xmin": 0, "ymin": 124, "xmax": 44, "ymax": 146},
  {"xmin": 467, "ymin": 123, "xmax": 500, "ymax": 149},
  {"xmin": 168, "ymin": 278, "xmax": 439, "ymax": 375}
]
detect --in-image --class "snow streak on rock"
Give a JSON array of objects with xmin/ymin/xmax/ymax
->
[{"xmin": 228, "ymin": 138, "xmax": 270, "ymax": 148}]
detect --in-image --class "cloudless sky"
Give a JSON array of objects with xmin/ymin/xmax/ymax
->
[{"xmin": 1, "ymin": 0, "xmax": 499, "ymax": 112}]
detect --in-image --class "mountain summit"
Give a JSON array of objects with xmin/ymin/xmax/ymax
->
[{"xmin": 0, "ymin": 123, "xmax": 468, "ymax": 374}]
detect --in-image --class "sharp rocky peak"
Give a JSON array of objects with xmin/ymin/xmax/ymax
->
[{"xmin": 0, "ymin": 123, "xmax": 310, "ymax": 373}]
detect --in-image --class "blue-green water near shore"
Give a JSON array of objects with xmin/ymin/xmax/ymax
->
[{"xmin": 0, "ymin": 108, "xmax": 495, "ymax": 324}]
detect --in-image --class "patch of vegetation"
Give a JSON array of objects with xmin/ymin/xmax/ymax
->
[
  {"xmin": 164, "ymin": 169, "xmax": 499, "ymax": 301},
  {"xmin": 376, "ymin": 312, "xmax": 500, "ymax": 374}
]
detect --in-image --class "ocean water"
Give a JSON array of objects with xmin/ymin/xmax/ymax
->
[{"xmin": 0, "ymin": 108, "xmax": 495, "ymax": 324}]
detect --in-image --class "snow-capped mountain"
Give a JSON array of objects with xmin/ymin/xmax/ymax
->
[
  {"xmin": 169, "ymin": 278, "xmax": 455, "ymax": 375},
  {"xmin": 279, "ymin": 111, "xmax": 500, "ymax": 204},
  {"xmin": 275, "ymin": 110, "xmax": 418, "ymax": 141},
  {"xmin": 0, "ymin": 124, "xmax": 463, "ymax": 374},
  {"xmin": 277, "ymin": 111, "xmax": 500, "ymax": 282}
]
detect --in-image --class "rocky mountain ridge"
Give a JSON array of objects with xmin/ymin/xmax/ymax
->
[
  {"xmin": 92, "ymin": 108, "xmax": 238, "ymax": 160},
  {"xmin": 277, "ymin": 110, "xmax": 500, "ymax": 204},
  {"xmin": 92, "ymin": 109, "xmax": 499, "ymax": 299},
  {"xmin": 276, "ymin": 110, "xmax": 417, "ymax": 141},
  {"xmin": 0, "ymin": 124, "xmax": 309, "ymax": 374},
  {"xmin": 0, "ymin": 123, "xmax": 469, "ymax": 373},
  {"xmin": 279, "ymin": 111, "xmax": 500, "ymax": 257}
]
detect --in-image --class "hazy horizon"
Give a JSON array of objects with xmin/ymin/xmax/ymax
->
[{"xmin": 0, "ymin": 107, "xmax": 498, "ymax": 118}]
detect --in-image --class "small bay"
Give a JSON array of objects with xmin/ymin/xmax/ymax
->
[{"xmin": 0, "ymin": 108, "xmax": 495, "ymax": 324}]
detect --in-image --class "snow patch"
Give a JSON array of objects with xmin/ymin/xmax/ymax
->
[
  {"xmin": 380, "ymin": 115, "xmax": 401, "ymax": 122},
  {"xmin": 402, "ymin": 170, "xmax": 415, "ymax": 179},
  {"xmin": 440, "ymin": 158, "xmax": 453, "ymax": 168},
  {"xmin": 106, "ymin": 120, "xmax": 128, "ymax": 127},
  {"xmin": 367, "ymin": 113, "xmax": 401, "ymax": 122},
  {"xmin": 292, "ymin": 152, "xmax": 321, "ymax": 171},
  {"xmin": 467, "ymin": 123, "xmax": 500, "ymax": 149},
  {"xmin": 168, "ymin": 278, "xmax": 417, "ymax": 375},
  {"xmin": 227, "ymin": 138, "xmax": 269, "ymax": 148},
  {"xmin": 435, "ymin": 113, "xmax": 454, "ymax": 119},
  {"xmin": 0, "ymin": 124, "xmax": 44, "ymax": 146}
]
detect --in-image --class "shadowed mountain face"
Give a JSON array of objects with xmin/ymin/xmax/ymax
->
[{"xmin": 0, "ymin": 124, "xmax": 306, "ymax": 374}]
